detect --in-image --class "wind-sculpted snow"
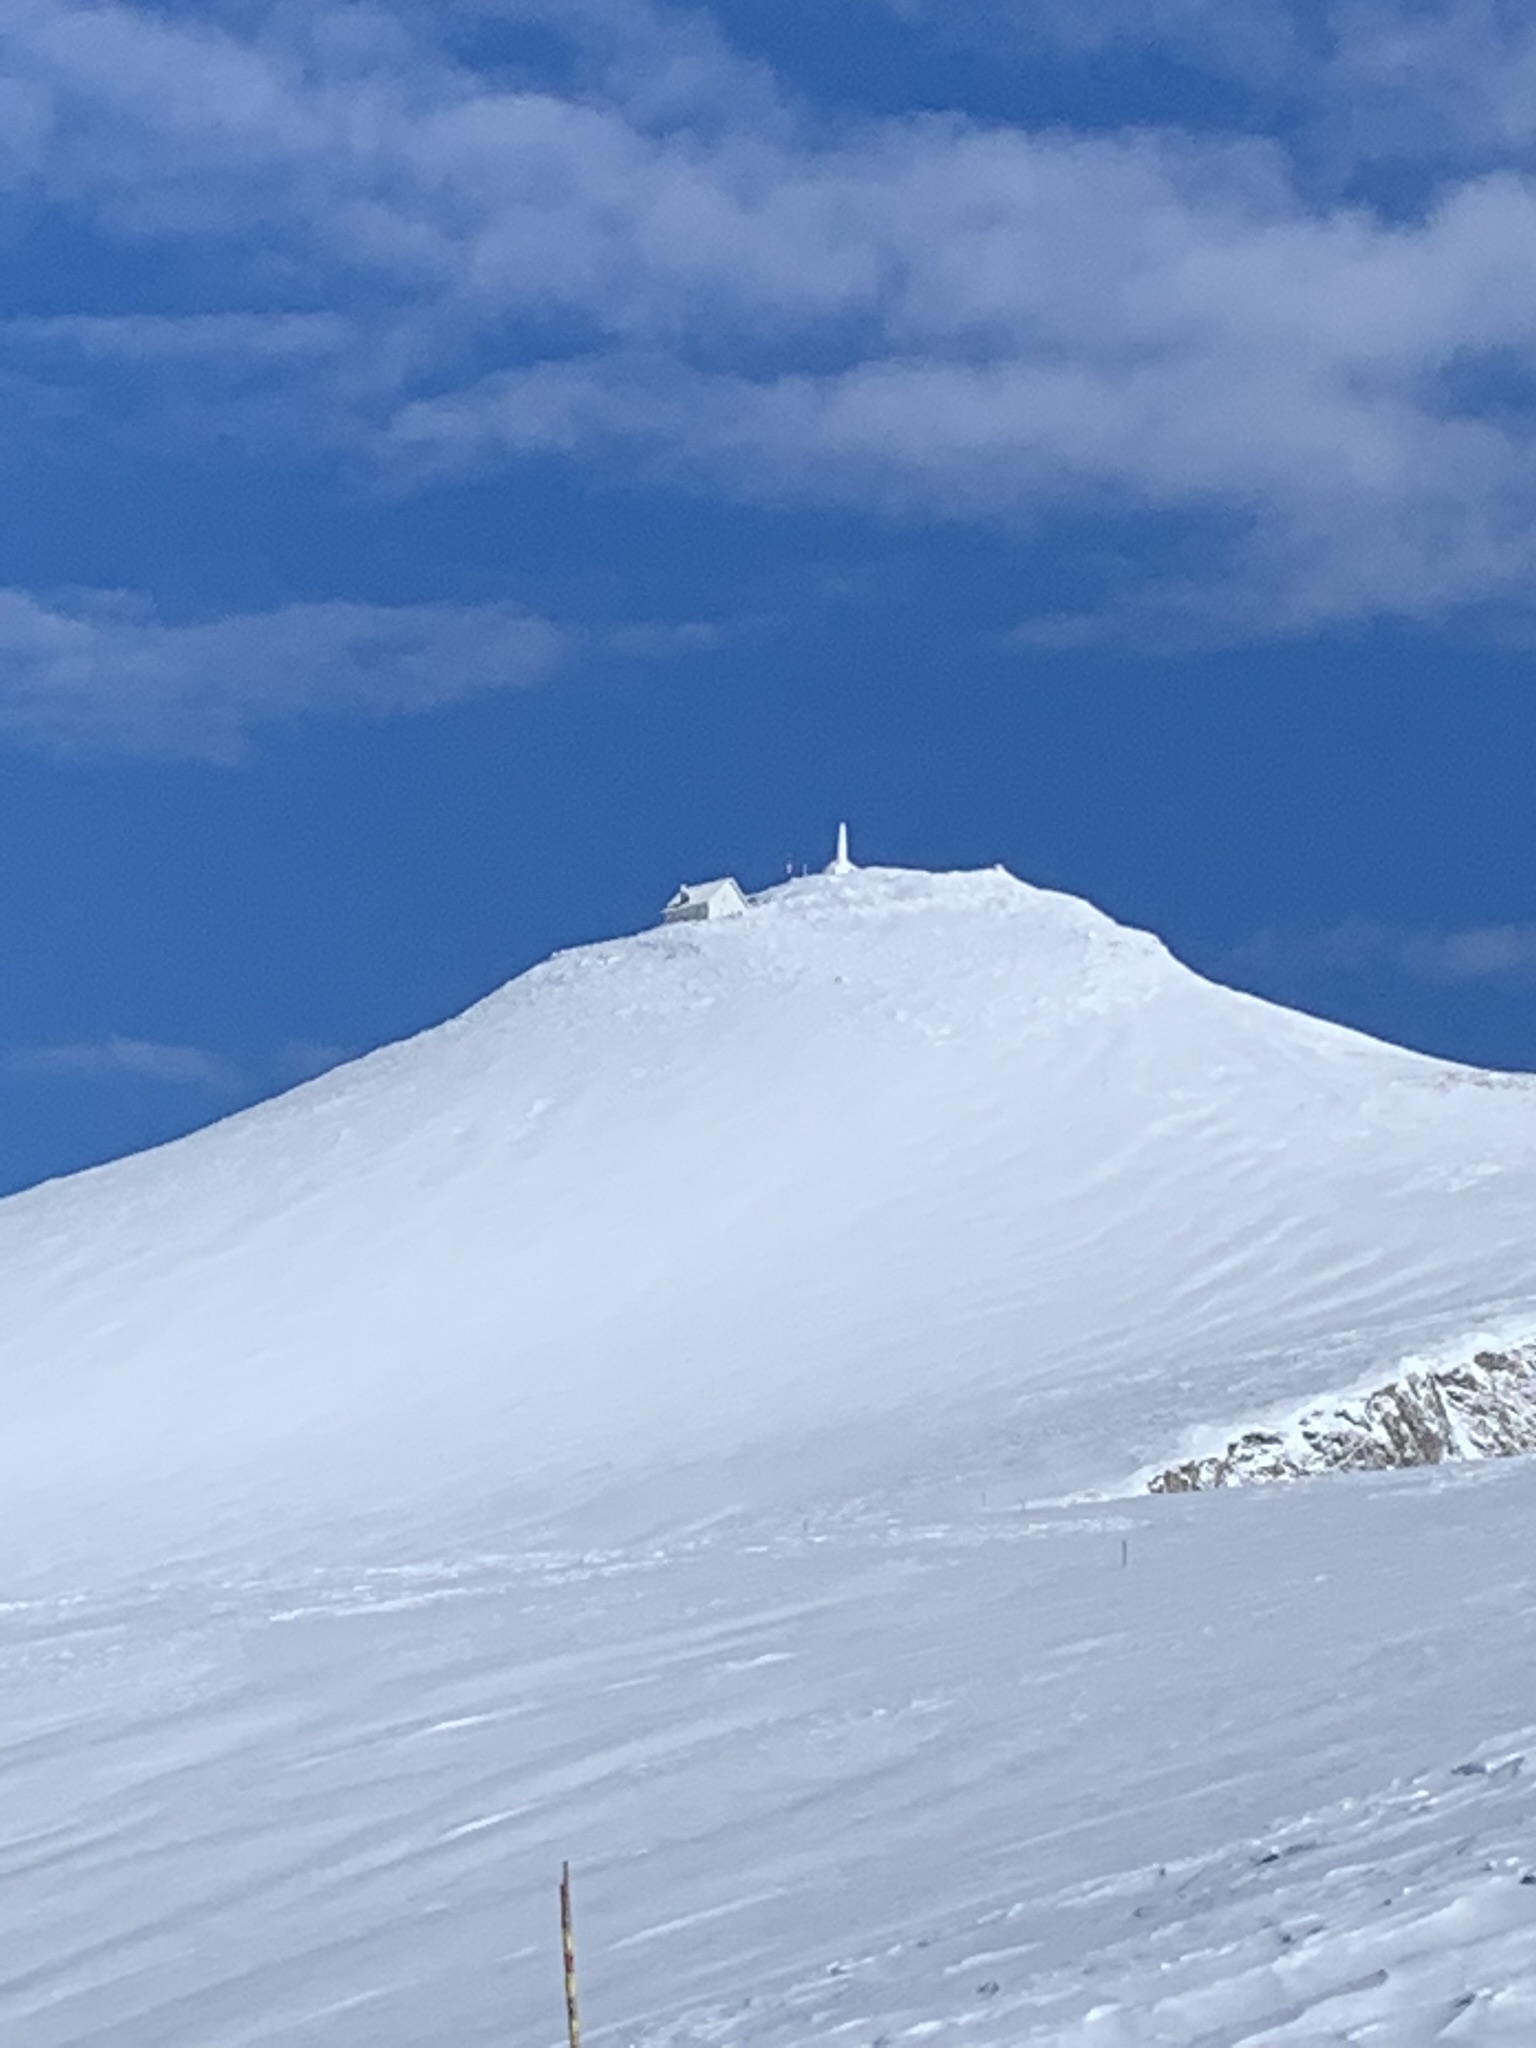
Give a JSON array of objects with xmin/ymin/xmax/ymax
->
[
  {"xmin": 5, "ymin": 865, "xmax": 1536, "ymax": 2042},
  {"xmin": 1149, "ymin": 1345, "xmax": 1536, "ymax": 1492}
]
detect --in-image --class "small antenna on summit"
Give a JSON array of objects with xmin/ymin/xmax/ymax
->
[{"xmin": 826, "ymin": 821, "xmax": 855, "ymax": 876}]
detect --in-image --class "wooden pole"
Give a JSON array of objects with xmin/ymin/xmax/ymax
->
[{"xmin": 560, "ymin": 1862, "xmax": 582, "ymax": 2048}]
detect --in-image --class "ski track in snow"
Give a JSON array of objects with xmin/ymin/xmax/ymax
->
[{"xmin": 4, "ymin": 869, "xmax": 1536, "ymax": 2041}]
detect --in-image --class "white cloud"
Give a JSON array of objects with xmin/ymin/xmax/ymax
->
[
  {"xmin": 6, "ymin": 1037, "xmax": 243, "ymax": 1088},
  {"xmin": 10, "ymin": 1, "xmax": 1536, "ymax": 630},
  {"xmin": 866, "ymin": 0, "xmax": 1303, "ymax": 85},
  {"xmin": 1413, "ymin": 927, "xmax": 1536, "ymax": 980},
  {"xmin": 4, "ymin": 1033, "xmax": 355, "ymax": 1093},
  {"xmin": 1321, "ymin": 5, "xmax": 1536, "ymax": 171},
  {"xmin": 1232, "ymin": 919, "xmax": 1536, "ymax": 984},
  {"xmin": 866, "ymin": 1, "xmax": 1536, "ymax": 168},
  {"xmin": 605, "ymin": 617, "xmax": 728, "ymax": 657},
  {"xmin": 0, "ymin": 589, "xmax": 569, "ymax": 757},
  {"xmin": 5, "ymin": 312, "xmax": 351, "ymax": 364}
]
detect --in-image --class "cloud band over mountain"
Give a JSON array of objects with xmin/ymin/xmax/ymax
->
[
  {"xmin": 6, "ymin": 1, "xmax": 1536, "ymax": 633},
  {"xmin": 0, "ymin": 590, "xmax": 569, "ymax": 756}
]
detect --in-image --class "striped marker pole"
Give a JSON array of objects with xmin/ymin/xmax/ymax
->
[{"xmin": 560, "ymin": 1862, "xmax": 582, "ymax": 2048}]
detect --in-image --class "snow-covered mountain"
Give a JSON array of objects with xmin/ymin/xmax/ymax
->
[
  {"xmin": 7, "ymin": 863, "xmax": 1536, "ymax": 1516},
  {"xmin": 5, "ymin": 865, "xmax": 1536, "ymax": 2045}
]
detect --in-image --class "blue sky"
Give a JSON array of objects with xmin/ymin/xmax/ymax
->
[{"xmin": 6, "ymin": 0, "xmax": 1536, "ymax": 1194}]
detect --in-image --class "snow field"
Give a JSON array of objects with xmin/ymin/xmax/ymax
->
[{"xmin": 3, "ymin": 1456, "xmax": 1536, "ymax": 2044}]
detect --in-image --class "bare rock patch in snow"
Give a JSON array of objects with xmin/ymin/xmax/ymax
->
[{"xmin": 1148, "ymin": 1346, "xmax": 1536, "ymax": 1492}]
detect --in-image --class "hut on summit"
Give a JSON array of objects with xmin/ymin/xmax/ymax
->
[
  {"xmin": 662, "ymin": 829, "xmax": 852, "ymax": 924},
  {"xmin": 662, "ymin": 876, "xmax": 748, "ymax": 924}
]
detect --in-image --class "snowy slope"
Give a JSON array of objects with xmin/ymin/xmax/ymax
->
[
  {"xmin": 5, "ymin": 864, "xmax": 1536, "ymax": 2045},
  {"xmin": 5, "ymin": 864, "xmax": 1536, "ymax": 1517}
]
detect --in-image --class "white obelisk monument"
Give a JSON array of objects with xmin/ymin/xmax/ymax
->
[{"xmin": 826, "ymin": 822, "xmax": 855, "ymax": 875}]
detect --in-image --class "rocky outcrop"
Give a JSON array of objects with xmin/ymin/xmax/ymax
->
[{"xmin": 1149, "ymin": 1347, "xmax": 1536, "ymax": 1493}]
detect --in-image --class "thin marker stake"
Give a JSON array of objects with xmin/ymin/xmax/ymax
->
[{"xmin": 560, "ymin": 1862, "xmax": 582, "ymax": 2048}]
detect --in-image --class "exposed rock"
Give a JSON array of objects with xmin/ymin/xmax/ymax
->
[{"xmin": 1149, "ymin": 1347, "xmax": 1536, "ymax": 1492}]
